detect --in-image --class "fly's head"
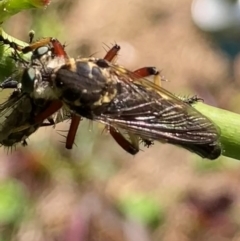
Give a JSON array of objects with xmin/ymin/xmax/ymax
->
[
  {"xmin": 18, "ymin": 43, "xmax": 65, "ymax": 100},
  {"xmin": 31, "ymin": 45, "xmax": 66, "ymax": 69},
  {"xmin": 31, "ymin": 45, "xmax": 52, "ymax": 62},
  {"xmin": 19, "ymin": 66, "xmax": 53, "ymax": 100}
]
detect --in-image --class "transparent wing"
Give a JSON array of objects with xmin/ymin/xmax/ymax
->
[
  {"xmin": 0, "ymin": 92, "xmax": 33, "ymax": 141},
  {"xmin": 93, "ymin": 63, "xmax": 220, "ymax": 145}
]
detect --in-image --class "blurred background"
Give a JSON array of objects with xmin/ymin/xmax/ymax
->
[{"xmin": 1, "ymin": 0, "xmax": 240, "ymax": 240}]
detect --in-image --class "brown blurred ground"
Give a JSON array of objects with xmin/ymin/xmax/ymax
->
[{"xmin": 1, "ymin": 0, "xmax": 240, "ymax": 240}]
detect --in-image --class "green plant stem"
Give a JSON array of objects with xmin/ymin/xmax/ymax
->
[
  {"xmin": 0, "ymin": 28, "xmax": 28, "ymax": 48},
  {"xmin": 194, "ymin": 102, "xmax": 240, "ymax": 160},
  {"xmin": 0, "ymin": 0, "xmax": 50, "ymax": 23},
  {"xmin": 0, "ymin": 28, "xmax": 30, "ymax": 79}
]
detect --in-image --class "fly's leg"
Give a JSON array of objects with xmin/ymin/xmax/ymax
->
[
  {"xmin": 18, "ymin": 37, "xmax": 68, "ymax": 58},
  {"xmin": 50, "ymin": 38, "xmax": 68, "ymax": 58},
  {"xmin": 65, "ymin": 115, "xmax": 81, "ymax": 149},
  {"xmin": 103, "ymin": 44, "xmax": 121, "ymax": 62},
  {"xmin": 133, "ymin": 66, "xmax": 165, "ymax": 86},
  {"xmin": 179, "ymin": 95, "xmax": 203, "ymax": 105},
  {"xmin": 20, "ymin": 37, "xmax": 52, "ymax": 54},
  {"xmin": 141, "ymin": 139, "xmax": 154, "ymax": 148},
  {"xmin": 109, "ymin": 127, "xmax": 139, "ymax": 155},
  {"xmin": 108, "ymin": 125, "xmax": 140, "ymax": 155},
  {"xmin": 0, "ymin": 76, "xmax": 18, "ymax": 89},
  {"xmin": 34, "ymin": 100, "xmax": 63, "ymax": 124},
  {"xmin": 65, "ymin": 114, "xmax": 81, "ymax": 149}
]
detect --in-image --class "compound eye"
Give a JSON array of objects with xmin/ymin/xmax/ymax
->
[
  {"xmin": 21, "ymin": 68, "xmax": 37, "ymax": 93},
  {"xmin": 56, "ymin": 80, "xmax": 64, "ymax": 88},
  {"xmin": 32, "ymin": 46, "xmax": 49, "ymax": 60},
  {"xmin": 54, "ymin": 77, "xmax": 64, "ymax": 88},
  {"xmin": 96, "ymin": 59, "xmax": 109, "ymax": 68}
]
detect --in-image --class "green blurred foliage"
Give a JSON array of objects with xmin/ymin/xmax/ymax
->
[
  {"xmin": 0, "ymin": 180, "xmax": 27, "ymax": 224},
  {"xmin": 118, "ymin": 194, "xmax": 165, "ymax": 229}
]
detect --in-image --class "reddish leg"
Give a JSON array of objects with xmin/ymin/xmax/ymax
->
[
  {"xmin": 133, "ymin": 66, "xmax": 166, "ymax": 86},
  {"xmin": 108, "ymin": 66, "xmax": 159, "ymax": 154},
  {"xmin": 34, "ymin": 100, "xmax": 63, "ymax": 123},
  {"xmin": 21, "ymin": 37, "xmax": 69, "ymax": 58},
  {"xmin": 109, "ymin": 127, "xmax": 139, "ymax": 155},
  {"xmin": 21, "ymin": 37, "xmax": 53, "ymax": 53},
  {"xmin": 103, "ymin": 44, "xmax": 121, "ymax": 62},
  {"xmin": 50, "ymin": 38, "xmax": 69, "ymax": 58},
  {"xmin": 65, "ymin": 114, "xmax": 81, "ymax": 149},
  {"xmin": 64, "ymin": 114, "xmax": 81, "ymax": 149},
  {"xmin": 133, "ymin": 67, "xmax": 158, "ymax": 78}
]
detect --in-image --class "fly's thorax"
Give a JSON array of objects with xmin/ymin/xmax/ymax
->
[
  {"xmin": 31, "ymin": 44, "xmax": 66, "ymax": 72},
  {"xmin": 51, "ymin": 57, "xmax": 118, "ymax": 108}
]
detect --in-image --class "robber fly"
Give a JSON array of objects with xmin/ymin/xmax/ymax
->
[
  {"xmin": 0, "ymin": 33, "xmax": 222, "ymax": 158},
  {"xmin": 46, "ymin": 56, "xmax": 222, "ymax": 160}
]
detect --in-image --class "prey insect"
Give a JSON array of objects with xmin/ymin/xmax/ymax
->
[
  {"xmin": 0, "ymin": 35, "xmax": 69, "ymax": 148},
  {"xmin": 48, "ymin": 56, "xmax": 222, "ymax": 160},
  {"xmin": 0, "ymin": 87, "xmax": 59, "ymax": 148}
]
